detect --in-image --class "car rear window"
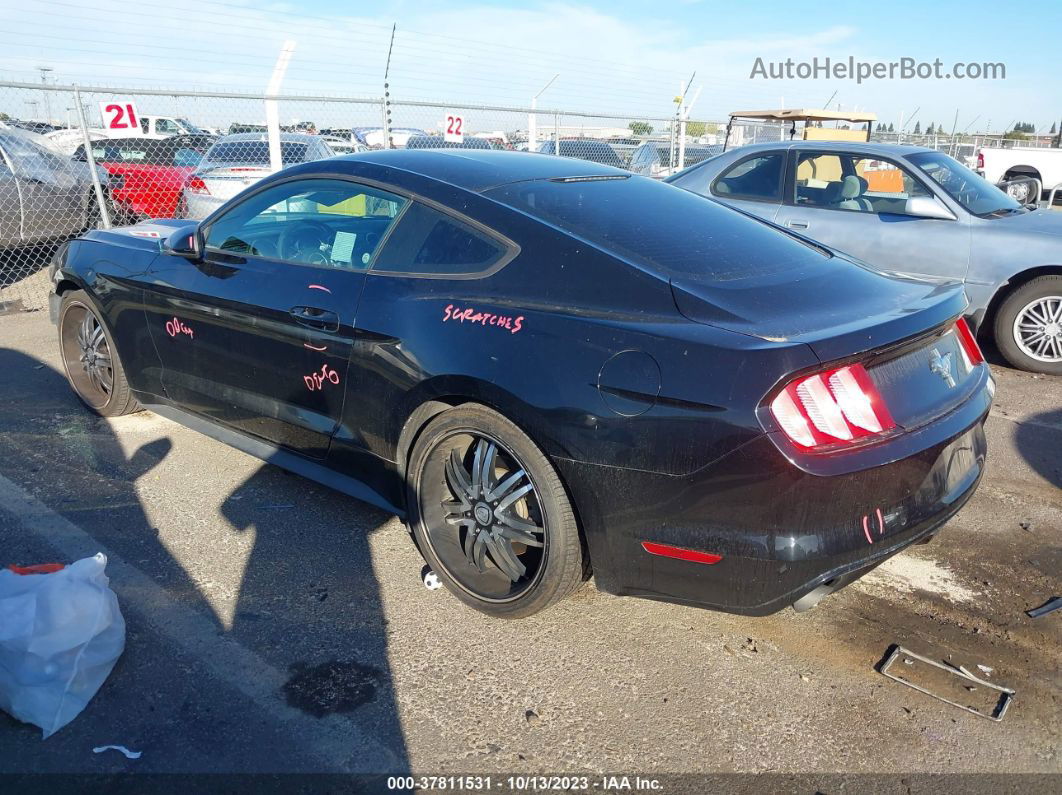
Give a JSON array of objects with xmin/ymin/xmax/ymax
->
[
  {"xmin": 485, "ymin": 176, "xmax": 828, "ymax": 281},
  {"xmin": 206, "ymin": 141, "xmax": 309, "ymax": 165}
]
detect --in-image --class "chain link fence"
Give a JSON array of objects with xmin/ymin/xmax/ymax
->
[{"xmin": 2, "ymin": 80, "xmax": 1058, "ymax": 312}]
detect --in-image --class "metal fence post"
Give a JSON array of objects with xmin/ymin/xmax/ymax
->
[{"xmin": 72, "ymin": 85, "xmax": 111, "ymax": 229}]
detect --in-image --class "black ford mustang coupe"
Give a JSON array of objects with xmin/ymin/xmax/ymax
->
[{"xmin": 50, "ymin": 150, "xmax": 993, "ymax": 618}]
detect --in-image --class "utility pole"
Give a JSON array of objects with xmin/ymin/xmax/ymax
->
[
  {"xmin": 382, "ymin": 24, "xmax": 396, "ymax": 148},
  {"xmin": 38, "ymin": 66, "xmax": 53, "ymax": 123},
  {"xmin": 529, "ymin": 73, "xmax": 559, "ymax": 151}
]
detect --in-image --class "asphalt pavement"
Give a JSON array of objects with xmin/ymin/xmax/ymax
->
[{"xmin": 0, "ymin": 309, "xmax": 1058, "ymax": 784}]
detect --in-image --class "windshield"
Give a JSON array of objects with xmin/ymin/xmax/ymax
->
[
  {"xmin": 908, "ymin": 151, "xmax": 1023, "ymax": 216},
  {"xmin": 176, "ymin": 118, "xmax": 207, "ymax": 135}
]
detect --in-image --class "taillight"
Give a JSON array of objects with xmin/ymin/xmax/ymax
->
[
  {"xmin": 976, "ymin": 151, "xmax": 984, "ymax": 169},
  {"xmin": 770, "ymin": 363, "xmax": 896, "ymax": 450},
  {"xmin": 187, "ymin": 176, "xmax": 209, "ymax": 194},
  {"xmin": 954, "ymin": 316, "xmax": 985, "ymax": 367}
]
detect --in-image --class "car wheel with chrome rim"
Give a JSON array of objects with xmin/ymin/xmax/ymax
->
[{"xmin": 994, "ymin": 275, "xmax": 1062, "ymax": 375}]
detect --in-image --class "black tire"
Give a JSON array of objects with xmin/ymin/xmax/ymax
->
[
  {"xmin": 406, "ymin": 404, "xmax": 585, "ymax": 619},
  {"xmin": 57, "ymin": 289, "xmax": 140, "ymax": 416},
  {"xmin": 993, "ymin": 275, "xmax": 1062, "ymax": 375}
]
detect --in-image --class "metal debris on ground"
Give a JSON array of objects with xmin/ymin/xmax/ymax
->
[
  {"xmin": 1026, "ymin": 596, "xmax": 1062, "ymax": 618},
  {"xmin": 878, "ymin": 644, "xmax": 1014, "ymax": 721}
]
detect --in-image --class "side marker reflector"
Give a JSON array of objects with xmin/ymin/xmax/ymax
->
[{"xmin": 641, "ymin": 541, "xmax": 722, "ymax": 565}]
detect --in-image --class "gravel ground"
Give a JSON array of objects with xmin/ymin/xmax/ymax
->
[{"xmin": 0, "ymin": 309, "xmax": 1058, "ymax": 783}]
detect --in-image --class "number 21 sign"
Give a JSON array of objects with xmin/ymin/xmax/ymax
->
[
  {"xmin": 443, "ymin": 112, "xmax": 464, "ymax": 143},
  {"xmin": 99, "ymin": 101, "xmax": 141, "ymax": 132}
]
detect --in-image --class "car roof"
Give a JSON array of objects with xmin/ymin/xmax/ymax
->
[
  {"xmin": 726, "ymin": 140, "xmax": 937, "ymax": 157},
  {"xmin": 332, "ymin": 149, "xmax": 626, "ymax": 192}
]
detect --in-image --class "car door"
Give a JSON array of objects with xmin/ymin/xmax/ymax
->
[
  {"xmin": 142, "ymin": 176, "xmax": 408, "ymax": 459},
  {"xmin": 697, "ymin": 149, "xmax": 788, "ymax": 222},
  {"xmin": 776, "ymin": 150, "xmax": 971, "ymax": 281},
  {"xmin": 328, "ymin": 199, "xmax": 517, "ymax": 501}
]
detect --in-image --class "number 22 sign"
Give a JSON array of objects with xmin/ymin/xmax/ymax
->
[
  {"xmin": 98, "ymin": 101, "xmax": 141, "ymax": 132},
  {"xmin": 443, "ymin": 112, "xmax": 464, "ymax": 143}
]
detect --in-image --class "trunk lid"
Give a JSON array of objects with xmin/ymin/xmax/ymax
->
[
  {"xmin": 670, "ymin": 259, "xmax": 968, "ymax": 362},
  {"xmin": 671, "ymin": 260, "xmax": 978, "ymax": 431},
  {"xmin": 198, "ymin": 167, "xmax": 271, "ymax": 201}
]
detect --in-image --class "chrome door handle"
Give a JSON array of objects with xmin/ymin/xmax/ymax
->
[{"xmin": 787, "ymin": 220, "xmax": 810, "ymax": 230}]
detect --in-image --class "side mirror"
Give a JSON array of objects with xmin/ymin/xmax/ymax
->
[
  {"xmin": 905, "ymin": 195, "xmax": 956, "ymax": 221},
  {"xmin": 162, "ymin": 226, "xmax": 202, "ymax": 261}
]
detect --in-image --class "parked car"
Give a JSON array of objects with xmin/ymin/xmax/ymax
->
[
  {"xmin": 320, "ymin": 135, "xmax": 366, "ymax": 155},
  {"xmin": 976, "ymin": 145, "xmax": 1062, "ymax": 203},
  {"xmin": 404, "ymin": 135, "xmax": 497, "ymax": 150},
  {"xmin": 135, "ymin": 115, "xmax": 209, "ymax": 140},
  {"xmin": 668, "ymin": 141, "xmax": 1062, "ymax": 373},
  {"xmin": 180, "ymin": 132, "xmax": 334, "ymax": 219},
  {"xmin": 51, "ymin": 150, "xmax": 991, "ymax": 619},
  {"xmin": 72, "ymin": 137, "xmax": 207, "ymax": 221},
  {"xmin": 536, "ymin": 138, "xmax": 624, "ymax": 169},
  {"xmin": 350, "ymin": 127, "xmax": 428, "ymax": 148},
  {"xmin": 0, "ymin": 128, "xmax": 110, "ymax": 247},
  {"xmin": 628, "ymin": 142, "xmax": 722, "ymax": 178}
]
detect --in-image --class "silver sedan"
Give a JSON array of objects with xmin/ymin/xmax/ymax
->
[
  {"xmin": 180, "ymin": 132, "xmax": 334, "ymax": 220},
  {"xmin": 668, "ymin": 140, "xmax": 1062, "ymax": 374},
  {"xmin": 0, "ymin": 128, "xmax": 109, "ymax": 247}
]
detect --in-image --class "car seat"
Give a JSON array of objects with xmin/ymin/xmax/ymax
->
[{"xmin": 824, "ymin": 175, "xmax": 865, "ymax": 211}]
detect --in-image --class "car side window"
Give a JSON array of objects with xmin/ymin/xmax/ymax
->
[
  {"xmin": 203, "ymin": 178, "xmax": 407, "ymax": 270},
  {"xmin": 711, "ymin": 153, "xmax": 784, "ymax": 201},
  {"xmin": 795, "ymin": 153, "xmax": 934, "ymax": 215},
  {"xmin": 372, "ymin": 202, "xmax": 509, "ymax": 276},
  {"xmin": 852, "ymin": 157, "xmax": 933, "ymax": 215}
]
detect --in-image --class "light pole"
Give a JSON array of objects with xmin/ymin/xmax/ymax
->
[
  {"xmin": 38, "ymin": 66, "xmax": 53, "ymax": 124},
  {"xmin": 529, "ymin": 74, "xmax": 559, "ymax": 151}
]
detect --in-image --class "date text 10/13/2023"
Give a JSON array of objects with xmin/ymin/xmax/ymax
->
[{"xmin": 385, "ymin": 775, "xmax": 664, "ymax": 791}]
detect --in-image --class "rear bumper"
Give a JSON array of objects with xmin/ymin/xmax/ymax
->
[{"xmin": 556, "ymin": 405, "xmax": 989, "ymax": 616}]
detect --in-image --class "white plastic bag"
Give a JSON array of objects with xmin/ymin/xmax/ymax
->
[{"xmin": 0, "ymin": 553, "xmax": 125, "ymax": 738}]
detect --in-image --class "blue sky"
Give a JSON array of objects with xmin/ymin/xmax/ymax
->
[{"xmin": 2, "ymin": 0, "xmax": 1059, "ymax": 132}]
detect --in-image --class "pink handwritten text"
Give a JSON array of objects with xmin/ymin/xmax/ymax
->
[
  {"xmin": 304, "ymin": 363, "xmax": 340, "ymax": 392},
  {"xmin": 165, "ymin": 316, "xmax": 194, "ymax": 340},
  {"xmin": 443, "ymin": 304, "xmax": 524, "ymax": 334}
]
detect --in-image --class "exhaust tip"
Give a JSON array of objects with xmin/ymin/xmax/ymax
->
[{"xmin": 792, "ymin": 581, "xmax": 838, "ymax": 612}]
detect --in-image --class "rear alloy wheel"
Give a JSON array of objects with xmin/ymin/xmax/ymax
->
[
  {"xmin": 58, "ymin": 290, "xmax": 140, "ymax": 416},
  {"xmin": 994, "ymin": 275, "xmax": 1062, "ymax": 375},
  {"xmin": 406, "ymin": 405, "xmax": 585, "ymax": 618}
]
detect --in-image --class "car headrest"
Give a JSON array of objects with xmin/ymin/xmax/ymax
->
[
  {"xmin": 840, "ymin": 175, "xmax": 862, "ymax": 199},
  {"xmin": 855, "ymin": 175, "xmax": 869, "ymax": 194}
]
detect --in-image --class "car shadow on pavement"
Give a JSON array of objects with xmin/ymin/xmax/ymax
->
[
  {"xmin": 1013, "ymin": 408, "xmax": 1062, "ymax": 488},
  {"xmin": 0, "ymin": 345, "xmax": 409, "ymax": 773}
]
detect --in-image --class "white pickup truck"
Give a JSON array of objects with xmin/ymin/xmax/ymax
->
[{"xmin": 976, "ymin": 145, "xmax": 1062, "ymax": 202}]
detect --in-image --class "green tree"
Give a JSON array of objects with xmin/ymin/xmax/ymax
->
[
  {"xmin": 685, "ymin": 121, "xmax": 706, "ymax": 137},
  {"xmin": 1051, "ymin": 122, "xmax": 1057, "ymax": 135},
  {"xmin": 926, "ymin": 123, "xmax": 935, "ymax": 135},
  {"xmin": 888, "ymin": 123, "xmax": 894, "ymax": 132},
  {"xmin": 1005, "ymin": 129, "xmax": 1029, "ymax": 141},
  {"xmin": 628, "ymin": 121, "xmax": 654, "ymax": 136},
  {"xmin": 913, "ymin": 121, "xmax": 921, "ymax": 134}
]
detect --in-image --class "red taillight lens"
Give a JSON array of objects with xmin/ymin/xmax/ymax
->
[
  {"xmin": 976, "ymin": 151, "xmax": 984, "ymax": 169},
  {"xmin": 770, "ymin": 363, "xmax": 896, "ymax": 450},
  {"xmin": 187, "ymin": 176, "xmax": 209, "ymax": 194},
  {"xmin": 954, "ymin": 317, "xmax": 984, "ymax": 366}
]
